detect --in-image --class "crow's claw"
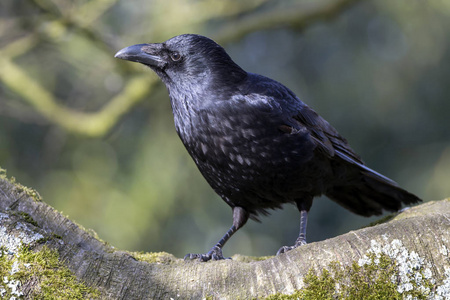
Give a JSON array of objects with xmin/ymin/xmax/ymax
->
[
  {"xmin": 184, "ymin": 246, "xmax": 230, "ymax": 262},
  {"xmin": 276, "ymin": 238, "xmax": 307, "ymax": 255}
]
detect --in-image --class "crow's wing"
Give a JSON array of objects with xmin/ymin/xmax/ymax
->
[{"xmin": 291, "ymin": 105, "xmax": 399, "ymax": 186}]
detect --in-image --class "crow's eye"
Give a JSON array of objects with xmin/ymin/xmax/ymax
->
[{"xmin": 170, "ymin": 52, "xmax": 182, "ymax": 61}]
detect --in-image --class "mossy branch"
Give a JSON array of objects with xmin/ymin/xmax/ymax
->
[{"xmin": 0, "ymin": 172, "xmax": 449, "ymax": 299}]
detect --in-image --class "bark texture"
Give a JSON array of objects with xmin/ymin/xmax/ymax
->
[{"xmin": 0, "ymin": 176, "xmax": 449, "ymax": 299}]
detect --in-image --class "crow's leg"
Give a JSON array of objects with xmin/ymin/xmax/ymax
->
[
  {"xmin": 277, "ymin": 197, "xmax": 313, "ymax": 255},
  {"xmin": 185, "ymin": 206, "xmax": 248, "ymax": 262}
]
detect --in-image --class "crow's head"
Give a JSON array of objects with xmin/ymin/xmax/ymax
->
[{"xmin": 115, "ymin": 34, "xmax": 246, "ymax": 90}]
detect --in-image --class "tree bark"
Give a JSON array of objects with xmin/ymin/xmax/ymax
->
[{"xmin": 1, "ymin": 176, "xmax": 449, "ymax": 299}]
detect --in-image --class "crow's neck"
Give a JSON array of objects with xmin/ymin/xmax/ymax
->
[{"xmin": 168, "ymin": 71, "xmax": 246, "ymax": 145}]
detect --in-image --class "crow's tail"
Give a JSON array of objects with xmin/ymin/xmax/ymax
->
[{"xmin": 326, "ymin": 153, "xmax": 421, "ymax": 217}]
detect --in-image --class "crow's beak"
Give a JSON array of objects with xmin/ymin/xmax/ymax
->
[{"xmin": 115, "ymin": 43, "xmax": 165, "ymax": 67}]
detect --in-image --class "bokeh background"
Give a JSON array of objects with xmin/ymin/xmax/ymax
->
[{"xmin": 1, "ymin": 0, "xmax": 449, "ymax": 258}]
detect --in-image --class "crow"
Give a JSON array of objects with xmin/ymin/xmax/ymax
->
[{"xmin": 115, "ymin": 34, "xmax": 421, "ymax": 261}]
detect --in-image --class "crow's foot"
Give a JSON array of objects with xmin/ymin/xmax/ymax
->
[
  {"xmin": 276, "ymin": 238, "xmax": 307, "ymax": 255},
  {"xmin": 184, "ymin": 246, "xmax": 230, "ymax": 262}
]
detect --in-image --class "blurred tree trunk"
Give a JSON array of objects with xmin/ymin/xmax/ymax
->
[{"xmin": 1, "ymin": 176, "xmax": 449, "ymax": 299}]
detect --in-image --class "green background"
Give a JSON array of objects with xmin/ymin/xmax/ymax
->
[{"xmin": 1, "ymin": 0, "xmax": 449, "ymax": 257}]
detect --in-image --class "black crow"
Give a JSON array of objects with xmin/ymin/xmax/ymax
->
[{"xmin": 115, "ymin": 34, "xmax": 421, "ymax": 261}]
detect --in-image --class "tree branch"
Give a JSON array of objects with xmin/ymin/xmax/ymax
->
[
  {"xmin": 214, "ymin": 0, "xmax": 363, "ymax": 44},
  {"xmin": 1, "ymin": 172, "xmax": 449, "ymax": 299},
  {"xmin": 0, "ymin": 0, "xmax": 152, "ymax": 137},
  {"xmin": 0, "ymin": 53, "xmax": 154, "ymax": 136}
]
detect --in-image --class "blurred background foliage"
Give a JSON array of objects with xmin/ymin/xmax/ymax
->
[{"xmin": 0, "ymin": 0, "xmax": 449, "ymax": 258}]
